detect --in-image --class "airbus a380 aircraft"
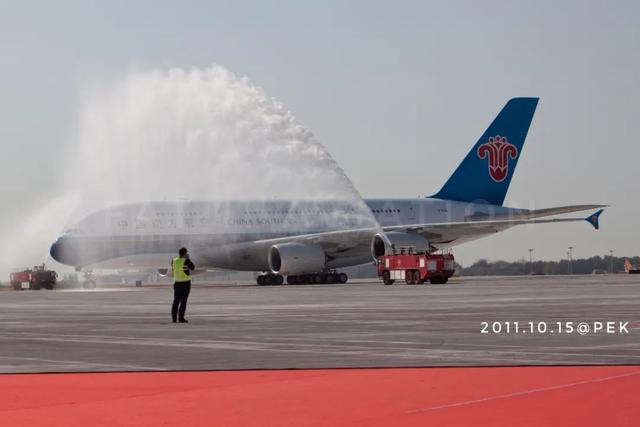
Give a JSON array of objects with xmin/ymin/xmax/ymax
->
[{"xmin": 50, "ymin": 98, "xmax": 606, "ymax": 285}]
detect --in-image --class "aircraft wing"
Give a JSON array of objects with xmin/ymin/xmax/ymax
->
[
  {"xmin": 252, "ymin": 210, "xmax": 605, "ymax": 254},
  {"xmin": 252, "ymin": 227, "xmax": 377, "ymax": 254}
]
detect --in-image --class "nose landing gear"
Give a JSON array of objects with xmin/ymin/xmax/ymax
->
[{"xmin": 82, "ymin": 271, "xmax": 97, "ymax": 289}]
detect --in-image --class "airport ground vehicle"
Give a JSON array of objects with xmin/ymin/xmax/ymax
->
[
  {"xmin": 9, "ymin": 265, "xmax": 57, "ymax": 290},
  {"xmin": 377, "ymin": 250, "xmax": 455, "ymax": 285},
  {"xmin": 624, "ymin": 258, "xmax": 640, "ymax": 274}
]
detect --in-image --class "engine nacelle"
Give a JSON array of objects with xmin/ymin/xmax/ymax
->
[
  {"xmin": 268, "ymin": 243, "xmax": 327, "ymax": 275},
  {"xmin": 371, "ymin": 232, "xmax": 430, "ymax": 258}
]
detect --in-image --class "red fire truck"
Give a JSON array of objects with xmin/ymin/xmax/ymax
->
[
  {"xmin": 9, "ymin": 264, "xmax": 58, "ymax": 290},
  {"xmin": 376, "ymin": 250, "xmax": 455, "ymax": 285}
]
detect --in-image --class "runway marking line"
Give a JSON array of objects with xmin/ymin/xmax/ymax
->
[
  {"xmin": 407, "ymin": 369, "xmax": 640, "ymax": 413},
  {"xmin": 0, "ymin": 365, "xmax": 639, "ymax": 426}
]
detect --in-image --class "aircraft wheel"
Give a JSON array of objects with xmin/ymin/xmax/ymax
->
[
  {"xmin": 257, "ymin": 275, "xmax": 265, "ymax": 286},
  {"xmin": 338, "ymin": 273, "xmax": 348, "ymax": 284},
  {"xmin": 326, "ymin": 274, "xmax": 334, "ymax": 284},
  {"xmin": 275, "ymin": 275, "xmax": 284, "ymax": 286}
]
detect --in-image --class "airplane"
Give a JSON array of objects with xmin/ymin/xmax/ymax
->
[{"xmin": 50, "ymin": 97, "xmax": 607, "ymax": 285}]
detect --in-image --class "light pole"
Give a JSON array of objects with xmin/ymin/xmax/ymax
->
[
  {"xmin": 568, "ymin": 246, "xmax": 574, "ymax": 275},
  {"xmin": 609, "ymin": 250, "xmax": 614, "ymax": 274},
  {"xmin": 528, "ymin": 248, "xmax": 533, "ymax": 274}
]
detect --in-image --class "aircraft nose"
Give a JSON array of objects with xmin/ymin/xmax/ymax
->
[{"xmin": 50, "ymin": 238, "xmax": 77, "ymax": 266}]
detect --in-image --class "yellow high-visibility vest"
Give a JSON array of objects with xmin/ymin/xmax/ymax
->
[{"xmin": 172, "ymin": 257, "xmax": 191, "ymax": 282}]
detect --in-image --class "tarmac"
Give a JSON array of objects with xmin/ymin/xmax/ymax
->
[{"xmin": 0, "ymin": 274, "xmax": 638, "ymax": 373}]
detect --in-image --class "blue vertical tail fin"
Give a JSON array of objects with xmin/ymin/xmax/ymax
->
[{"xmin": 431, "ymin": 97, "xmax": 539, "ymax": 206}]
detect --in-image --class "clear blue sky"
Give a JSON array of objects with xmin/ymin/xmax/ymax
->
[{"xmin": 1, "ymin": 0, "xmax": 638, "ymax": 266}]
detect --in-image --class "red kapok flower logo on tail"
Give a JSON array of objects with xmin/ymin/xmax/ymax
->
[{"xmin": 477, "ymin": 135, "xmax": 518, "ymax": 182}]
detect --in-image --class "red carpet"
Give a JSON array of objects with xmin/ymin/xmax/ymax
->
[{"xmin": 1, "ymin": 366, "xmax": 639, "ymax": 426}]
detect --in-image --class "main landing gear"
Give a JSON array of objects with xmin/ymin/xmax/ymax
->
[
  {"xmin": 287, "ymin": 272, "xmax": 348, "ymax": 285},
  {"xmin": 256, "ymin": 272, "xmax": 348, "ymax": 286},
  {"xmin": 256, "ymin": 274, "xmax": 284, "ymax": 286}
]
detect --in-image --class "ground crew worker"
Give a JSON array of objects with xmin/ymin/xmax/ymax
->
[{"xmin": 171, "ymin": 247, "xmax": 195, "ymax": 323}]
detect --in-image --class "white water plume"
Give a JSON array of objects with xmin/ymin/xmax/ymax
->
[
  {"xmin": 0, "ymin": 193, "xmax": 80, "ymax": 277},
  {"xmin": 0, "ymin": 65, "xmax": 376, "ymax": 277},
  {"xmin": 69, "ymin": 65, "xmax": 369, "ymax": 210}
]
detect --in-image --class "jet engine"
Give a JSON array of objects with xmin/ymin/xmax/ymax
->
[
  {"xmin": 371, "ymin": 231, "xmax": 430, "ymax": 258},
  {"xmin": 268, "ymin": 243, "xmax": 327, "ymax": 275}
]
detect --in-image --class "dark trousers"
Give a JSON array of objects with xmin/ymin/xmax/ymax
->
[{"xmin": 172, "ymin": 281, "xmax": 191, "ymax": 322}]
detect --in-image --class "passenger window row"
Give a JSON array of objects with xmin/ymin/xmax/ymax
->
[{"xmin": 372, "ymin": 209, "xmax": 401, "ymax": 213}]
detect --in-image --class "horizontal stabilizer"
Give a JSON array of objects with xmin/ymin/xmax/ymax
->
[
  {"xmin": 585, "ymin": 209, "xmax": 604, "ymax": 230},
  {"xmin": 466, "ymin": 204, "xmax": 609, "ymax": 221}
]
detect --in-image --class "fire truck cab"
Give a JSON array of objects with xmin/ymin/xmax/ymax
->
[{"xmin": 376, "ymin": 248, "xmax": 455, "ymax": 285}]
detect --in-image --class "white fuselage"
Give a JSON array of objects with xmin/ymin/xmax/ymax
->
[{"xmin": 50, "ymin": 197, "xmax": 523, "ymax": 271}]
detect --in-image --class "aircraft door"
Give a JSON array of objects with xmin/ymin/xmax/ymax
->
[{"xmin": 407, "ymin": 203, "xmax": 417, "ymax": 221}]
